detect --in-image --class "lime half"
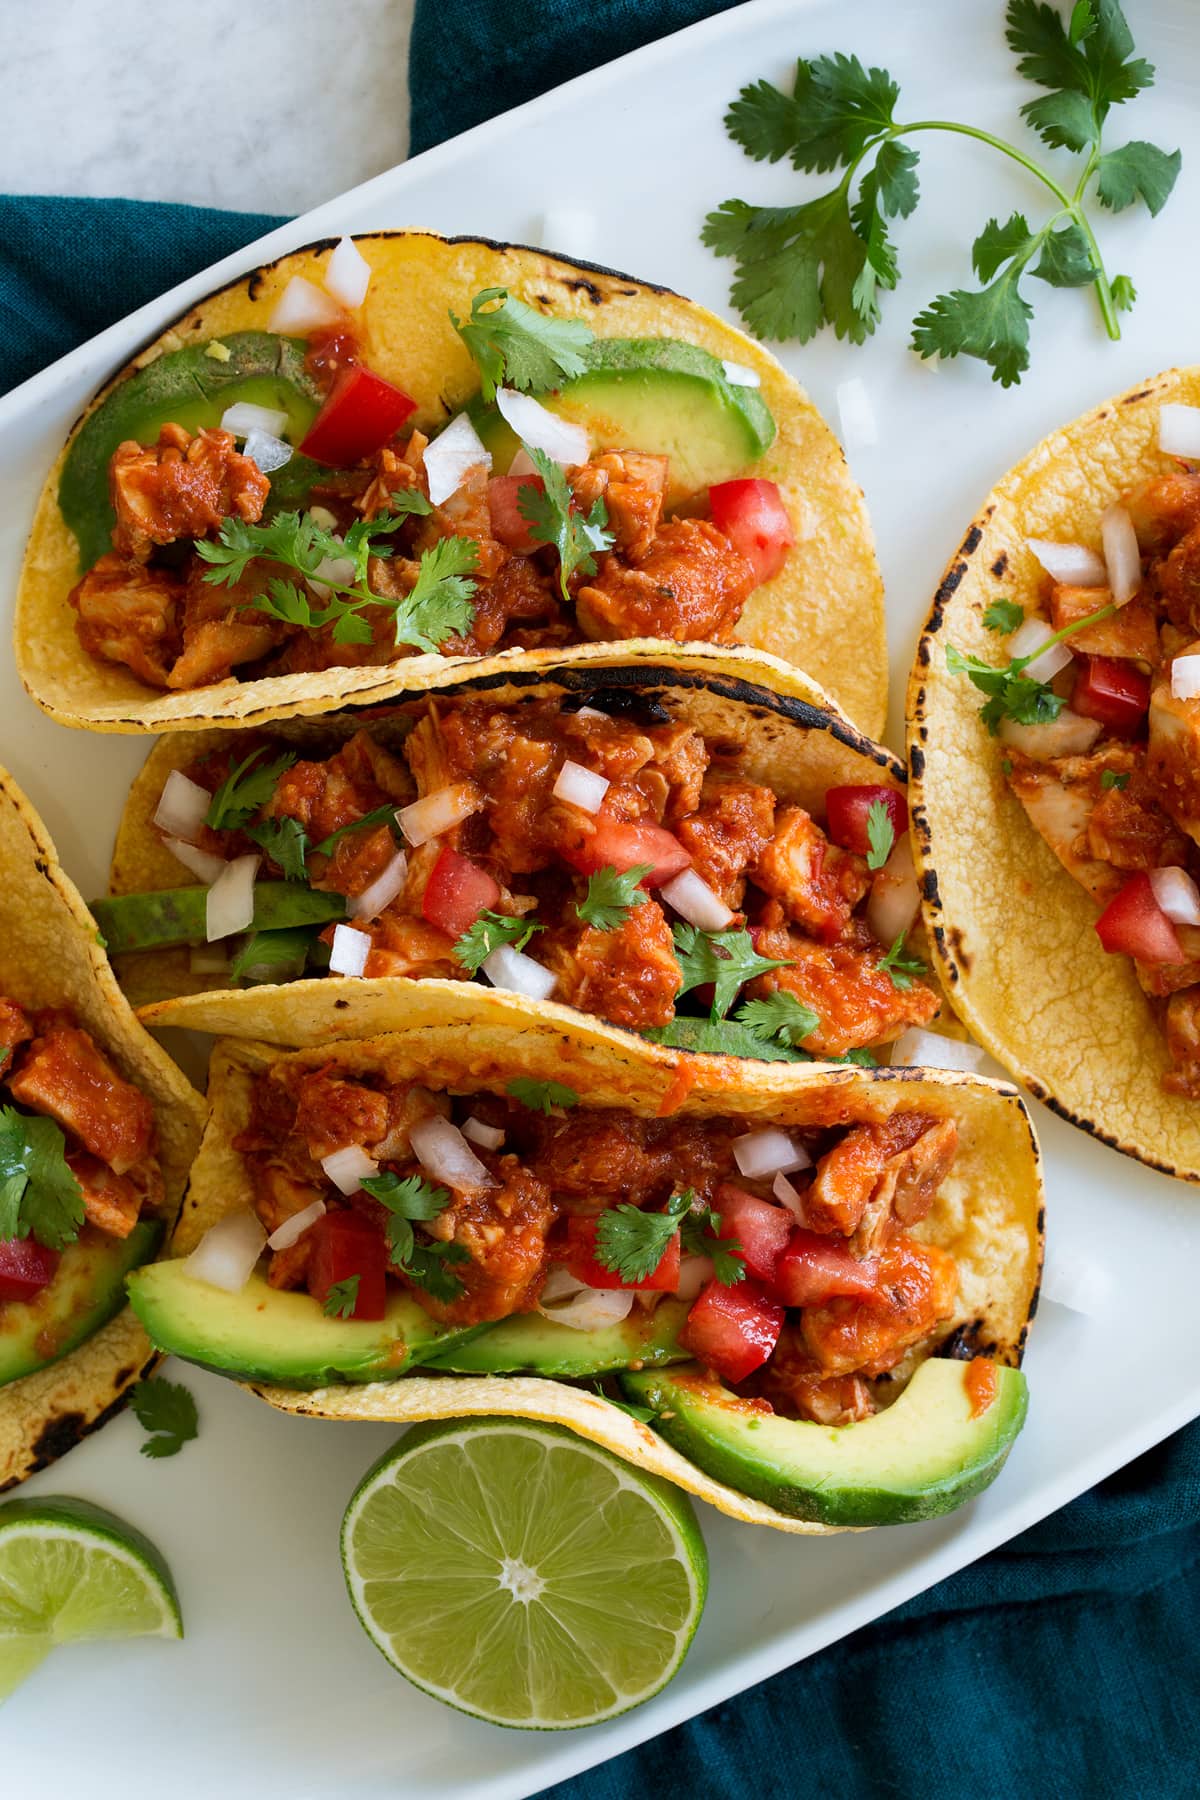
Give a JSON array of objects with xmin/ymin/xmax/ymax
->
[
  {"xmin": 0, "ymin": 1495, "xmax": 181, "ymax": 1703},
  {"xmin": 341, "ymin": 1418, "xmax": 708, "ymax": 1729}
]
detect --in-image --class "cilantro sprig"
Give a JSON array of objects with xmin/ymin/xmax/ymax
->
[
  {"xmin": 314, "ymin": 805, "xmax": 401, "ymax": 858},
  {"xmin": 946, "ymin": 593, "xmax": 1116, "ymax": 731},
  {"xmin": 0, "ymin": 1106, "xmax": 84, "ymax": 1250},
  {"xmin": 734, "ymin": 991, "xmax": 820, "ymax": 1048},
  {"xmin": 1101, "ymin": 768, "xmax": 1131, "ymax": 790},
  {"xmin": 520, "ymin": 445, "xmax": 614, "ymax": 601},
  {"xmin": 129, "ymin": 1377, "xmax": 199, "ymax": 1459},
  {"xmin": 576, "ymin": 864, "xmax": 652, "ymax": 932},
  {"xmin": 703, "ymin": 0, "xmax": 1180, "ymax": 383},
  {"xmin": 205, "ymin": 748, "xmax": 298, "ymax": 832},
  {"xmin": 245, "ymin": 814, "xmax": 310, "ymax": 881},
  {"xmin": 878, "ymin": 932, "xmax": 928, "ymax": 991},
  {"xmin": 673, "ymin": 923, "xmax": 794, "ymax": 1022},
  {"xmin": 323, "ymin": 1275, "xmax": 361, "ymax": 1319},
  {"xmin": 595, "ymin": 1190, "xmax": 691, "ymax": 1286},
  {"xmin": 360, "ymin": 1171, "xmax": 469, "ymax": 1303},
  {"xmin": 450, "ymin": 287, "xmax": 594, "ymax": 402},
  {"xmin": 865, "ymin": 800, "xmax": 895, "ymax": 871},
  {"xmin": 454, "ymin": 911, "xmax": 542, "ymax": 976},
  {"xmin": 507, "ymin": 1079, "xmax": 580, "ymax": 1114},
  {"xmin": 680, "ymin": 1204, "xmax": 746, "ymax": 1287},
  {"xmin": 984, "ymin": 598, "xmax": 1025, "ymax": 633}
]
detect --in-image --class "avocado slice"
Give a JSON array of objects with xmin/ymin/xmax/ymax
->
[
  {"xmin": 0, "ymin": 1219, "xmax": 162, "ymax": 1388},
  {"xmin": 60, "ymin": 332, "xmax": 325, "ymax": 570},
  {"xmin": 91, "ymin": 883, "xmax": 346, "ymax": 956},
  {"xmin": 421, "ymin": 1298, "xmax": 690, "ymax": 1377},
  {"xmin": 469, "ymin": 337, "xmax": 776, "ymax": 504},
  {"xmin": 621, "ymin": 1357, "xmax": 1029, "ymax": 1526},
  {"xmin": 125, "ymin": 1261, "xmax": 486, "ymax": 1386}
]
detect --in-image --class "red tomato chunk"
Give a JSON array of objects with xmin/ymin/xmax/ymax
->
[
  {"xmin": 306, "ymin": 1211, "xmax": 389, "ymax": 1320},
  {"xmin": 824, "ymin": 785, "xmax": 907, "ymax": 858},
  {"xmin": 561, "ymin": 815, "xmax": 691, "ymax": 887},
  {"xmin": 0, "ymin": 1237, "xmax": 60, "ymax": 1304},
  {"xmin": 1071, "ymin": 655, "xmax": 1152, "ymax": 735},
  {"xmin": 708, "ymin": 478, "xmax": 794, "ymax": 586},
  {"xmin": 774, "ymin": 1230, "xmax": 882, "ymax": 1307},
  {"xmin": 421, "ymin": 848, "xmax": 501, "ymax": 940},
  {"xmin": 563, "ymin": 1216, "xmax": 681, "ymax": 1291},
  {"xmin": 487, "ymin": 474, "xmax": 546, "ymax": 553},
  {"xmin": 714, "ymin": 1184, "xmax": 792, "ymax": 1285},
  {"xmin": 300, "ymin": 366, "xmax": 417, "ymax": 466},
  {"xmin": 1095, "ymin": 871, "xmax": 1185, "ymax": 964},
  {"xmin": 680, "ymin": 1278, "xmax": 784, "ymax": 1383}
]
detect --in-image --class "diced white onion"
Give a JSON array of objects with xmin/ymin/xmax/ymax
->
[
  {"xmin": 153, "ymin": 769, "xmax": 211, "ymax": 843},
  {"xmin": 721, "ymin": 359, "xmax": 761, "ymax": 388},
  {"xmin": 184, "ymin": 1208, "xmax": 266, "ymax": 1293},
  {"xmin": 242, "ymin": 428, "xmax": 293, "ymax": 474},
  {"xmin": 890, "ymin": 1029, "xmax": 986, "ymax": 1072},
  {"xmin": 508, "ymin": 446, "xmax": 539, "ymax": 478},
  {"xmin": 998, "ymin": 709, "xmax": 1102, "ymax": 760},
  {"xmin": 540, "ymin": 1266, "xmax": 587, "ymax": 1305},
  {"xmin": 425, "ymin": 412, "xmax": 491, "ymax": 505},
  {"xmin": 1171, "ymin": 655, "xmax": 1200, "ymax": 701},
  {"xmin": 267, "ymin": 1198, "xmax": 326, "ymax": 1251},
  {"xmin": 574, "ymin": 705, "xmax": 608, "ymax": 722},
  {"xmin": 205, "ymin": 854, "xmax": 259, "ymax": 943},
  {"xmin": 1149, "ymin": 865, "xmax": 1200, "ymax": 926},
  {"xmin": 396, "ymin": 784, "xmax": 482, "ymax": 847},
  {"xmin": 673, "ymin": 1253, "xmax": 714, "ymax": 1302},
  {"xmin": 837, "ymin": 376, "xmax": 878, "ymax": 450},
  {"xmin": 1101, "ymin": 504, "xmax": 1142, "ymax": 606},
  {"xmin": 1026, "ymin": 538, "xmax": 1108, "ymax": 587},
  {"xmin": 329, "ymin": 923, "xmax": 371, "ymax": 977},
  {"xmin": 348, "ymin": 850, "xmax": 409, "ymax": 922},
  {"xmin": 733, "ymin": 1127, "xmax": 811, "ymax": 1180},
  {"xmin": 324, "ymin": 235, "xmax": 371, "ymax": 309},
  {"xmin": 220, "ymin": 401, "xmax": 289, "ymax": 439},
  {"xmin": 865, "ymin": 831, "xmax": 921, "ymax": 947},
  {"xmin": 1159, "ymin": 403, "xmax": 1200, "ymax": 459},
  {"xmin": 320, "ymin": 1145, "xmax": 380, "ymax": 1195},
  {"xmin": 496, "ymin": 388, "xmax": 590, "ymax": 468},
  {"xmin": 268, "ymin": 275, "xmax": 344, "ymax": 335},
  {"xmin": 163, "ymin": 835, "xmax": 227, "ymax": 886},
  {"xmin": 659, "ymin": 867, "xmax": 733, "ymax": 932},
  {"xmin": 410, "ymin": 1115, "xmax": 496, "ymax": 1192},
  {"xmin": 309, "ymin": 505, "xmax": 338, "ymax": 532},
  {"xmin": 461, "ymin": 1116, "xmax": 505, "ymax": 1151},
  {"xmin": 772, "ymin": 1171, "xmax": 808, "ymax": 1223},
  {"xmin": 1008, "ymin": 616, "xmax": 1073, "ymax": 683},
  {"xmin": 1040, "ymin": 1244, "xmax": 1114, "ymax": 1316},
  {"xmin": 552, "ymin": 759, "xmax": 609, "ymax": 813},
  {"xmin": 306, "ymin": 550, "xmax": 356, "ymax": 601},
  {"xmin": 537, "ymin": 209, "xmax": 598, "ymax": 258},
  {"xmin": 188, "ymin": 946, "xmax": 231, "ymax": 974},
  {"xmin": 537, "ymin": 1283, "xmax": 634, "ymax": 1330},
  {"xmin": 481, "ymin": 943, "xmax": 558, "ymax": 1001}
]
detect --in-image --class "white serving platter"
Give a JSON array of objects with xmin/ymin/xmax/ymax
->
[{"xmin": 2, "ymin": 2, "xmax": 1198, "ymax": 1794}]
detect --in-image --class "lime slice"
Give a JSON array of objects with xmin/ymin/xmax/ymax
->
[
  {"xmin": 0, "ymin": 1495, "xmax": 181, "ymax": 1703},
  {"xmin": 341, "ymin": 1418, "xmax": 708, "ymax": 1729}
]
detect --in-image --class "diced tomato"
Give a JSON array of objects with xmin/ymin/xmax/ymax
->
[
  {"xmin": 421, "ymin": 847, "xmax": 502, "ymax": 940},
  {"xmin": 774, "ymin": 1229, "xmax": 882, "ymax": 1307},
  {"xmin": 487, "ymin": 474, "xmax": 546, "ymax": 553},
  {"xmin": 680, "ymin": 1278, "xmax": 784, "ymax": 1383},
  {"xmin": 824, "ymin": 785, "xmax": 907, "ymax": 858},
  {"xmin": 1071, "ymin": 655, "xmax": 1152, "ymax": 735},
  {"xmin": 708, "ymin": 478, "xmax": 794, "ymax": 586},
  {"xmin": 299, "ymin": 365, "xmax": 417, "ymax": 466},
  {"xmin": 561, "ymin": 814, "xmax": 691, "ymax": 887},
  {"xmin": 563, "ymin": 1216, "xmax": 681, "ymax": 1292},
  {"xmin": 0, "ymin": 1237, "xmax": 60, "ymax": 1304},
  {"xmin": 306, "ymin": 1211, "xmax": 388, "ymax": 1320},
  {"xmin": 714, "ymin": 1184, "xmax": 793, "ymax": 1286},
  {"xmin": 1095, "ymin": 872, "xmax": 1186, "ymax": 964}
]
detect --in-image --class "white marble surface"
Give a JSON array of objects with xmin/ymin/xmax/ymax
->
[{"xmin": 4, "ymin": 0, "xmax": 415, "ymax": 213}]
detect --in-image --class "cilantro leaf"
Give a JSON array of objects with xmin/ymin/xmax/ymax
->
[
  {"xmin": 726, "ymin": 54, "xmax": 900, "ymax": 172},
  {"xmin": 912, "ymin": 213, "xmax": 1039, "ymax": 386},
  {"xmin": 314, "ymin": 805, "xmax": 401, "ymax": 858},
  {"xmin": 405, "ymin": 1240, "xmax": 471, "ymax": 1303},
  {"xmin": 454, "ymin": 910, "xmax": 542, "ymax": 976},
  {"xmin": 878, "ymin": 932, "xmax": 928, "ymax": 991},
  {"xmin": 196, "ymin": 510, "xmax": 326, "ymax": 589},
  {"xmin": 1096, "ymin": 140, "xmax": 1182, "ymax": 216},
  {"xmin": 641, "ymin": 1017, "xmax": 812, "ymax": 1063},
  {"xmin": 1032, "ymin": 221, "xmax": 1100, "ymax": 287},
  {"xmin": 1101, "ymin": 768, "xmax": 1131, "ymax": 790},
  {"xmin": 673, "ymin": 923, "xmax": 794, "ymax": 1022},
  {"xmin": 679, "ymin": 1203, "xmax": 746, "ymax": 1287},
  {"xmin": 703, "ymin": 189, "xmax": 874, "ymax": 345},
  {"xmin": 205, "ymin": 748, "xmax": 298, "ymax": 832},
  {"xmin": 984, "ymin": 599, "xmax": 1025, "ymax": 633},
  {"xmin": 589, "ymin": 1382, "xmax": 657, "ymax": 1424},
  {"xmin": 393, "ymin": 535, "xmax": 479, "ymax": 652},
  {"xmin": 230, "ymin": 925, "xmax": 317, "ymax": 986},
  {"xmin": 323, "ymin": 1276, "xmax": 360, "ymax": 1319},
  {"xmin": 360, "ymin": 1172, "xmax": 465, "ymax": 1299},
  {"xmin": 734, "ymin": 991, "xmax": 820, "ymax": 1048},
  {"xmin": 450, "ymin": 287, "xmax": 593, "ymax": 403},
  {"xmin": 595, "ymin": 1190, "xmax": 691, "ymax": 1285},
  {"xmin": 864, "ymin": 799, "xmax": 895, "ymax": 871},
  {"xmin": 520, "ymin": 446, "xmax": 613, "ymax": 600},
  {"xmin": 245, "ymin": 815, "xmax": 310, "ymax": 881},
  {"xmin": 1006, "ymin": 0, "xmax": 1154, "ymax": 151},
  {"xmin": 945, "ymin": 643, "xmax": 1065, "ymax": 731},
  {"xmin": 506, "ymin": 1079, "xmax": 579, "ymax": 1115},
  {"xmin": 129, "ymin": 1376, "xmax": 198, "ymax": 1459},
  {"xmin": 1110, "ymin": 272, "xmax": 1136, "ymax": 311},
  {"xmin": 0, "ymin": 1107, "xmax": 84, "ymax": 1250},
  {"xmin": 576, "ymin": 864, "xmax": 652, "ymax": 932}
]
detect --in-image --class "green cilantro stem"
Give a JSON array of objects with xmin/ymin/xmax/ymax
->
[{"xmin": 1009, "ymin": 597, "xmax": 1118, "ymax": 671}]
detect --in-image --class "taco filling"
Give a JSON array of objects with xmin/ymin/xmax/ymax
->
[{"xmin": 97, "ymin": 694, "xmax": 940, "ymax": 1059}]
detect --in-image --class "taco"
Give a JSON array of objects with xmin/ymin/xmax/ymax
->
[
  {"xmin": 16, "ymin": 231, "xmax": 886, "ymax": 739},
  {"xmin": 92, "ymin": 661, "xmax": 944, "ymax": 1069},
  {"xmin": 0, "ymin": 767, "xmax": 204, "ymax": 1490},
  {"xmin": 125, "ymin": 990, "xmax": 1043, "ymax": 1532},
  {"xmin": 910, "ymin": 366, "xmax": 1200, "ymax": 1180}
]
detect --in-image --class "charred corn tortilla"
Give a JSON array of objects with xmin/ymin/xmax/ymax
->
[
  {"xmin": 100, "ymin": 657, "xmax": 906, "ymax": 1030},
  {"xmin": 0, "ymin": 767, "xmax": 205, "ymax": 1490},
  {"xmin": 16, "ymin": 231, "xmax": 886, "ymax": 740},
  {"xmin": 171, "ymin": 992, "xmax": 1042, "ymax": 1536},
  {"xmin": 909, "ymin": 366, "xmax": 1200, "ymax": 1182}
]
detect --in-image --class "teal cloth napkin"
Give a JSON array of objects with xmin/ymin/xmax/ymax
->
[{"xmin": 0, "ymin": 5, "xmax": 1197, "ymax": 1794}]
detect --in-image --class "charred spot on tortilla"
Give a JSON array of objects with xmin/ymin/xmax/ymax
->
[
  {"xmin": 1121, "ymin": 388, "xmax": 1152, "ymax": 404},
  {"xmin": 909, "ymin": 745, "xmax": 926, "ymax": 779},
  {"xmin": 565, "ymin": 686, "xmax": 673, "ymax": 725},
  {"xmin": 945, "ymin": 923, "xmax": 972, "ymax": 971},
  {"xmin": 990, "ymin": 553, "xmax": 1008, "ymax": 578}
]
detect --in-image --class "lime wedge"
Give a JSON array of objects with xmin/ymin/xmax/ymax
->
[
  {"xmin": 0, "ymin": 1495, "xmax": 181, "ymax": 1703},
  {"xmin": 341, "ymin": 1418, "xmax": 708, "ymax": 1729}
]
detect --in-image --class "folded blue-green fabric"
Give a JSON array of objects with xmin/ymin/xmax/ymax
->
[{"xmin": 1, "ymin": 5, "xmax": 1198, "ymax": 1795}]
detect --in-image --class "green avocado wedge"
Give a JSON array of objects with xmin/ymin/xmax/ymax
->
[
  {"xmin": 59, "ymin": 332, "xmax": 324, "ymax": 571},
  {"xmin": 91, "ymin": 884, "xmax": 346, "ymax": 956},
  {"xmin": 125, "ymin": 1263, "xmax": 487, "ymax": 1387},
  {"xmin": 621, "ymin": 1357, "xmax": 1029, "ymax": 1527},
  {"xmin": 469, "ymin": 336, "xmax": 776, "ymax": 504},
  {"xmin": 420, "ymin": 1300, "xmax": 690, "ymax": 1377},
  {"xmin": 0, "ymin": 1220, "xmax": 162, "ymax": 1389}
]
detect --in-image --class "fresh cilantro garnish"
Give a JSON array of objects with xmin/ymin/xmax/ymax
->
[
  {"xmin": 323, "ymin": 1276, "xmax": 360, "ymax": 1319},
  {"xmin": 205, "ymin": 748, "xmax": 298, "ymax": 832},
  {"xmin": 1101, "ymin": 768, "xmax": 1131, "ymax": 789},
  {"xmin": 836, "ymin": 1047, "xmax": 879, "ymax": 1067},
  {"xmin": 405, "ymin": 1240, "xmax": 472, "ymax": 1303},
  {"xmin": 314, "ymin": 805, "xmax": 401, "ymax": 857},
  {"xmin": 984, "ymin": 598, "xmax": 1025, "ymax": 633},
  {"xmin": 703, "ymin": 1, "xmax": 1180, "ymax": 383},
  {"xmin": 454, "ymin": 911, "xmax": 542, "ymax": 976},
  {"xmin": 878, "ymin": 932, "xmax": 928, "ymax": 991},
  {"xmin": 679, "ymin": 1202, "xmax": 746, "ymax": 1287},
  {"xmin": 1001, "ymin": 758, "xmax": 1014, "ymax": 776},
  {"xmin": 576, "ymin": 864, "xmax": 652, "ymax": 932},
  {"xmin": 641, "ymin": 1018, "xmax": 811, "ymax": 1062},
  {"xmin": 734, "ymin": 991, "xmax": 821, "ymax": 1048},
  {"xmin": 673, "ymin": 923, "xmax": 794, "ymax": 1022},
  {"xmin": 360, "ymin": 1171, "xmax": 468, "ymax": 1301},
  {"xmin": 520, "ymin": 445, "xmax": 614, "ymax": 601},
  {"xmin": 129, "ymin": 1376, "xmax": 198, "ymax": 1459},
  {"xmin": 595, "ymin": 1190, "xmax": 692, "ymax": 1286},
  {"xmin": 0, "ymin": 1107, "xmax": 84, "ymax": 1250},
  {"xmin": 506, "ymin": 1078, "xmax": 580, "ymax": 1114},
  {"xmin": 945, "ymin": 591, "xmax": 1116, "ymax": 730},
  {"xmin": 865, "ymin": 799, "xmax": 895, "ymax": 871},
  {"xmin": 450, "ymin": 287, "xmax": 593, "ymax": 402},
  {"xmin": 245, "ymin": 814, "xmax": 310, "ymax": 881},
  {"xmin": 230, "ymin": 925, "xmax": 317, "ymax": 986},
  {"xmin": 589, "ymin": 1382, "xmax": 657, "ymax": 1424},
  {"xmin": 399, "ymin": 534, "xmax": 480, "ymax": 652}
]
